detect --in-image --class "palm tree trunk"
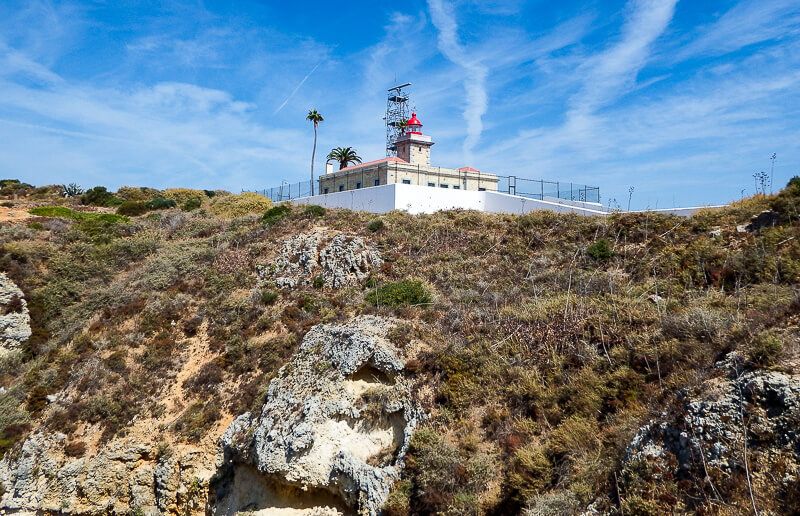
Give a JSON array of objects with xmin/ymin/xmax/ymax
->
[{"xmin": 310, "ymin": 125, "xmax": 317, "ymax": 196}]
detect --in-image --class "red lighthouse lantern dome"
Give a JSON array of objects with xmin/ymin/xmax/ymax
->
[{"xmin": 406, "ymin": 112, "xmax": 423, "ymax": 134}]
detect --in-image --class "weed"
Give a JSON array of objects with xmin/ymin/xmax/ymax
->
[
  {"xmin": 262, "ymin": 204, "xmax": 291, "ymax": 225},
  {"xmin": 367, "ymin": 218, "xmax": 385, "ymax": 232},
  {"xmin": 587, "ymin": 238, "xmax": 613, "ymax": 261},
  {"xmin": 304, "ymin": 204, "xmax": 326, "ymax": 217},
  {"xmin": 748, "ymin": 331, "xmax": 783, "ymax": 367},
  {"xmin": 365, "ymin": 279, "xmax": 432, "ymax": 307}
]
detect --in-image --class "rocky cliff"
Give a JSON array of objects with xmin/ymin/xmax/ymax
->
[{"xmin": 0, "ymin": 179, "xmax": 798, "ymax": 515}]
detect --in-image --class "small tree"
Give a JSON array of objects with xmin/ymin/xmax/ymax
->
[
  {"xmin": 307, "ymin": 109, "xmax": 324, "ymax": 196},
  {"xmin": 63, "ymin": 183, "xmax": 84, "ymax": 197},
  {"xmin": 326, "ymin": 147, "xmax": 362, "ymax": 170}
]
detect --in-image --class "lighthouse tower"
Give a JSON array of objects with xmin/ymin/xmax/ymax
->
[{"xmin": 395, "ymin": 112, "xmax": 434, "ymax": 166}]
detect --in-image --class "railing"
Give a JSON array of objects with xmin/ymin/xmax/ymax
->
[{"xmin": 249, "ymin": 167, "xmax": 600, "ymax": 205}]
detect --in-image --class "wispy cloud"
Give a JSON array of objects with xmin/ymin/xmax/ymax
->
[
  {"xmin": 676, "ymin": 0, "xmax": 800, "ymax": 60},
  {"xmin": 568, "ymin": 0, "xmax": 678, "ymax": 121},
  {"xmin": 427, "ymin": 0, "xmax": 489, "ymax": 160}
]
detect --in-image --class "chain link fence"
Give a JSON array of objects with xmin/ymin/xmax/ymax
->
[{"xmin": 251, "ymin": 173, "xmax": 600, "ymax": 204}]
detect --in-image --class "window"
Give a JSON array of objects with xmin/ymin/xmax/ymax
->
[
  {"xmin": 339, "ymin": 185, "xmax": 344, "ymax": 192},
  {"xmin": 323, "ymin": 188, "xmax": 329, "ymax": 194},
  {"xmin": 478, "ymin": 187, "xmax": 486, "ymax": 191},
  {"xmin": 374, "ymin": 179, "xmax": 380, "ymax": 186},
  {"xmin": 401, "ymin": 179, "xmax": 411, "ymax": 184},
  {"xmin": 453, "ymin": 185, "xmax": 461, "ymax": 190},
  {"xmin": 440, "ymin": 184, "xmax": 448, "ymax": 188},
  {"xmin": 427, "ymin": 182, "xmax": 435, "ymax": 187},
  {"xmin": 356, "ymin": 182, "xmax": 361, "ymax": 189}
]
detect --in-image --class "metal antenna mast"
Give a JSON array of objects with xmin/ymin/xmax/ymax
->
[{"xmin": 385, "ymin": 83, "xmax": 411, "ymax": 157}]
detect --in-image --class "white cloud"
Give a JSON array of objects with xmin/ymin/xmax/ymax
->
[
  {"xmin": 427, "ymin": 0, "xmax": 489, "ymax": 161},
  {"xmin": 676, "ymin": 0, "xmax": 800, "ymax": 60}
]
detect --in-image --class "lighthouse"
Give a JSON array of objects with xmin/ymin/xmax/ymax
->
[{"xmin": 394, "ymin": 112, "xmax": 434, "ymax": 167}]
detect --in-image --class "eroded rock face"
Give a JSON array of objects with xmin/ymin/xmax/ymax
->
[
  {"xmin": 213, "ymin": 316, "xmax": 423, "ymax": 516},
  {"xmin": 264, "ymin": 231, "xmax": 382, "ymax": 290},
  {"xmin": 0, "ymin": 272, "xmax": 31, "ymax": 353},
  {"xmin": 623, "ymin": 354, "xmax": 800, "ymax": 495},
  {"xmin": 0, "ymin": 434, "xmax": 210, "ymax": 514}
]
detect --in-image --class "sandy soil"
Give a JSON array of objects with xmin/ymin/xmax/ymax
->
[{"xmin": 0, "ymin": 205, "xmax": 32, "ymax": 223}]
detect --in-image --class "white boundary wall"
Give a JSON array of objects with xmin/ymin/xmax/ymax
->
[{"xmin": 288, "ymin": 183, "xmax": 612, "ymax": 216}]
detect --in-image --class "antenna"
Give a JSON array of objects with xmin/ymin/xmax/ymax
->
[{"xmin": 385, "ymin": 83, "xmax": 412, "ymax": 156}]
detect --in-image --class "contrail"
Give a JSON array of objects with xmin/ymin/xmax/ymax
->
[{"xmin": 273, "ymin": 60, "xmax": 323, "ymax": 114}]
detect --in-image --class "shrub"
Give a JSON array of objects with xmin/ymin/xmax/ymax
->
[
  {"xmin": 367, "ymin": 218, "xmax": 385, "ymax": 232},
  {"xmin": 366, "ymin": 279, "xmax": 432, "ymax": 307},
  {"xmin": 587, "ymin": 238, "xmax": 613, "ymax": 261},
  {"xmin": 208, "ymin": 192, "xmax": 272, "ymax": 218},
  {"xmin": 260, "ymin": 289, "xmax": 279, "ymax": 305},
  {"xmin": 304, "ymin": 204, "xmax": 326, "ymax": 217},
  {"xmin": 146, "ymin": 197, "xmax": 177, "ymax": 210},
  {"xmin": 312, "ymin": 275, "xmax": 324, "ymax": 289},
  {"xmin": 262, "ymin": 204, "xmax": 291, "ymax": 225},
  {"xmin": 80, "ymin": 186, "xmax": 120, "ymax": 207},
  {"xmin": 182, "ymin": 197, "xmax": 202, "ymax": 211},
  {"xmin": 116, "ymin": 186, "xmax": 161, "ymax": 202},
  {"xmin": 748, "ymin": 331, "xmax": 783, "ymax": 367},
  {"xmin": 163, "ymin": 188, "xmax": 207, "ymax": 209},
  {"xmin": 117, "ymin": 201, "xmax": 149, "ymax": 216}
]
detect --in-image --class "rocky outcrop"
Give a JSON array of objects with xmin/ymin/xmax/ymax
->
[
  {"xmin": 623, "ymin": 354, "xmax": 800, "ymax": 497},
  {"xmin": 0, "ymin": 272, "xmax": 31, "ymax": 353},
  {"xmin": 264, "ymin": 231, "xmax": 382, "ymax": 290},
  {"xmin": 0, "ymin": 434, "xmax": 211, "ymax": 514},
  {"xmin": 213, "ymin": 316, "xmax": 424, "ymax": 516}
]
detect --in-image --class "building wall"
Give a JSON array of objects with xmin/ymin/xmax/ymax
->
[
  {"xmin": 396, "ymin": 141, "xmax": 431, "ymax": 166},
  {"xmin": 318, "ymin": 167, "xmax": 388, "ymax": 194},
  {"xmin": 290, "ymin": 183, "xmax": 611, "ymax": 216},
  {"xmin": 318, "ymin": 162, "xmax": 500, "ymax": 194}
]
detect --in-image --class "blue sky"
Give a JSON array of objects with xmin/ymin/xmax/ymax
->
[{"xmin": 0, "ymin": 0, "xmax": 798, "ymax": 209}]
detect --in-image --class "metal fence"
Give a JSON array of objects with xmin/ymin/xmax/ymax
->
[
  {"xmin": 250, "ymin": 171, "xmax": 600, "ymax": 204},
  {"xmin": 496, "ymin": 176, "xmax": 601, "ymax": 204}
]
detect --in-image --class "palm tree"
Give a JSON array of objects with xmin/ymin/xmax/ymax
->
[
  {"xmin": 326, "ymin": 147, "xmax": 362, "ymax": 170},
  {"xmin": 306, "ymin": 109, "xmax": 324, "ymax": 195}
]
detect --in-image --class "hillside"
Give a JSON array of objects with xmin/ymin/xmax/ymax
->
[{"xmin": 0, "ymin": 179, "xmax": 798, "ymax": 515}]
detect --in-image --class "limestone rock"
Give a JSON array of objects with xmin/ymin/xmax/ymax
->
[
  {"xmin": 214, "ymin": 316, "xmax": 424, "ymax": 516},
  {"xmin": 264, "ymin": 231, "xmax": 382, "ymax": 290},
  {"xmin": 0, "ymin": 435, "xmax": 209, "ymax": 514},
  {"xmin": 0, "ymin": 272, "xmax": 31, "ymax": 353},
  {"xmin": 623, "ymin": 359, "xmax": 800, "ymax": 490}
]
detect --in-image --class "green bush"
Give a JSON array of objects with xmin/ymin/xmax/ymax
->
[
  {"xmin": 366, "ymin": 279, "xmax": 432, "ymax": 307},
  {"xmin": 260, "ymin": 290, "xmax": 279, "ymax": 305},
  {"xmin": 312, "ymin": 275, "xmax": 324, "ymax": 289},
  {"xmin": 304, "ymin": 204, "xmax": 326, "ymax": 217},
  {"xmin": 147, "ymin": 197, "xmax": 177, "ymax": 210},
  {"xmin": 80, "ymin": 186, "xmax": 121, "ymax": 207},
  {"xmin": 182, "ymin": 197, "xmax": 202, "ymax": 211},
  {"xmin": 748, "ymin": 331, "xmax": 783, "ymax": 366},
  {"xmin": 367, "ymin": 218, "xmax": 385, "ymax": 232},
  {"xmin": 117, "ymin": 201, "xmax": 149, "ymax": 216},
  {"xmin": 262, "ymin": 204, "xmax": 291, "ymax": 225},
  {"xmin": 587, "ymin": 238, "xmax": 614, "ymax": 261}
]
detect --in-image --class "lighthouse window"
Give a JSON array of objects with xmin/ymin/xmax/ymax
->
[
  {"xmin": 324, "ymin": 188, "xmax": 329, "ymax": 194},
  {"xmin": 374, "ymin": 179, "xmax": 380, "ymax": 186},
  {"xmin": 428, "ymin": 182, "xmax": 435, "ymax": 187},
  {"xmin": 401, "ymin": 179, "xmax": 411, "ymax": 184},
  {"xmin": 356, "ymin": 182, "xmax": 361, "ymax": 189},
  {"xmin": 478, "ymin": 187, "xmax": 486, "ymax": 191},
  {"xmin": 339, "ymin": 185, "xmax": 344, "ymax": 192},
  {"xmin": 440, "ymin": 184, "xmax": 448, "ymax": 188},
  {"xmin": 453, "ymin": 185, "xmax": 461, "ymax": 190}
]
